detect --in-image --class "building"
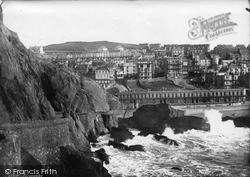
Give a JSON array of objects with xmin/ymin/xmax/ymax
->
[
  {"xmin": 163, "ymin": 44, "xmax": 210, "ymax": 57},
  {"xmin": 137, "ymin": 61, "xmax": 154, "ymax": 79},
  {"xmin": 74, "ymin": 64, "xmax": 89, "ymax": 76},
  {"xmin": 199, "ymin": 57, "xmax": 211, "ymax": 68},
  {"xmin": 149, "ymin": 43, "xmax": 161, "ymax": 51},
  {"xmin": 29, "ymin": 46, "xmax": 44, "ymax": 54},
  {"xmin": 164, "ymin": 57, "xmax": 182, "ymax": 78},
  {"xmin": 95, "ymin": 66, "xmax": 115, "ymax": 88},
  {"xmin": 172, "ymin": 47, "xmax": 184, "ymax": 56},
  {"xmin": 117, "ymin": 88, "xmax": 247, "ymax": 108},
  {"xmin": 188, "ymin": 44, "xmax": 210, "ymax": 55},
  {"xmin": 213, "ymin": 45, "xmax": 237, "ymax": 58},
  {"xmin": 203, "ymin": 62, "xmax": 246, "ymax": 89},
  {"xmin": 221, "ymin": 59, "xmax": 234, "ymax": 67},
  {"xmin": 240, "ymin": 49, "xmax": 250, "ymax": 61},
  {"xmin": 116, "ymin": 68, "xmax": 125, "ymax": 79},
  {"xmin": 97, "ymin": 46, "xmax": 108, "ymax": 52},
  {"xmin": 123, "ymin": 62, "xmax": 138, "ymax": 77},
  {"xmin": 139, "ymin": 43, "xmax": 149, "ymax": 49},
  {"xmin": 91, "ymin": 60, "xmax": 106, "ymax": 71},
  {"xmin": 238, "ymin": 72, "xmax": 250, "ymax": 88}
]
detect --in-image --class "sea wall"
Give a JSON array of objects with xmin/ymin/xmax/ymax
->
[
  {"xmin": 174, "ymin": 103, "xmax": 250, "ymax": 116},
  {"xmin": 0, "ymin": 118, "xmax": 70, "ymax": 165}
]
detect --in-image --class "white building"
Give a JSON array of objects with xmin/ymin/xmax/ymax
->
[
  {"xmin": 124, "ymin": 62, "xmax": 137, "ymax": 76},
  {"xmin": 95, "ymin": 66, "xmax": 115, "ymax": 88}
]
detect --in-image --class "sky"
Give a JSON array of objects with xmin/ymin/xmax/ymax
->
[{"xmin": 1, "ymin": 0, "xmax": 250, "ymax": 50}]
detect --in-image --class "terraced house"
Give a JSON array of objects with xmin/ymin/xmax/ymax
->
[
  {"xmin": 117, "ymin": 88, "xmax": 247, "ymax": 108},
  {"xmin": 95, "ymin": 66, "xmax": 115, "ymax": 88}
]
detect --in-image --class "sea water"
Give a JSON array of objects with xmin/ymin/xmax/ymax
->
[{"xmin": 92, "ymin": 110, "xmax": 250, "ymax": 177}]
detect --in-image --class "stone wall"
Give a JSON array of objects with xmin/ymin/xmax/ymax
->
[
  {"xmin": 0, "ymin": 118, "xmax": 70, "ymax": 165},
  {"xmin": 0, "ymin": 130, "xmax": 21, "ymax": 166}
]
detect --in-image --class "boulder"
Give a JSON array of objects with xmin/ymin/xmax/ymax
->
[
  {"xmin": 129, "ymin": 104, "xmax": 184, "ymax": 134},
  {"xmin": 88, "ymin": 130, "xmax": 98, "ymax": 143},
  {"xmin": 222, "ymin": 116, "xmax": 250, "ymax": 128},
  {"xmin": 108, "ymin": 140, "xmax": 145, "ymax": 152},
  {"xmin": 171, "ymin": 166, "xmax": 182, "ymax": 171},
  {"xmin": 60, "ymin": 146, "xmax": 111, "ymax": 177},
  {"xmin": 128, "ymin": 145, "xmax": 145, "ymax": 152},
  {"xmin": 138, "ymin": 131, "xmax": 151, "ymax": 137},
  {"xmin": 121, "ymin": 104, "xmax": 210, "ymax": 135},
  {"xmin": 153, "ymin": 134, "xmax": 179, "ymax": 146},
  {"xmin": 110, "ymin": 126, "xmax": 134, "ymax": 142},
  {"xmin": 108, "ymin": 140, "xmax": 128, "ymax": 150},
  {"xmin": 167, "ymin": 116, "xmax": 210, "ymax": 134},
  {"xmin": 95, "ymin": 148, "xmax": 109, "ymax": 165},
  {"xmin": 101, "ymin": 114, "xmax": 118, "ymax": 131}
]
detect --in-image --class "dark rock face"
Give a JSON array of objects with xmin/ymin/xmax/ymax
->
[
  {"xmin": 126, "ymin": 104, "xmax": 184, "ymax": 134},
  {"xmin": 0, "ymin": 5, "xmax": 2, "ymax": 21},
  {"xmin": 95, "ymin": 148, "xmax": 110, "ymax": 165},
  {"xmin": 110, "ymin": 126, "xmax": 134, "ymax": 142},
  {"xmin": 153, "ymin": 134, "xmax": 179, "ymax": 146},
  {"xmin": 0, "ymin": 5, "xmax": 121, "ymax": 147},
  {"xmin": 108, "ymin": 140, "xmax": 145, "ymax": 152},
  {"xmin": 222, "ymin": 116, "xmax": 250, "ymax": 128},
  {"xmin": 171, "ymin": 166, "xmax": 182, "ymax": 171},
  {"xmin": 138, "ymin": 131, "xmax": 151, "ymax": 137},
  {"xmin": 168, "ymin": 116, "xmax": 210, "ymax": 134},
  {"xmin": 121, "ymin": 104, "xmax": 210, "ymax": 134},
  {"xmin": 128, "ymin": 145, "xmax": 145, "ymax": 152},
  {"xmin": 60, "ymin": 146, "xmax": 111, "ymax": 177},
  {"xmin": 108, "ymin": 140, "xmax": 128, "ymax": 150},
  {"xmin": 0, "ymin": 5, "xmax": 120, "ymax": 175}
]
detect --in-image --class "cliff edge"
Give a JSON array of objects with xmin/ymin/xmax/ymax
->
[{"xmin": 0, "ymin": 6, "xmax": 119, "ymax": 176}]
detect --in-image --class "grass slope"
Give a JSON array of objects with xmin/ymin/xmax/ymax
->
[{"xmin": 43, "ymin": 41, "xmax": 139, "ymax": 52}]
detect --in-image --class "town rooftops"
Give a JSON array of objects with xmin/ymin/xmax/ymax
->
[
  {"xmin": 240, "ymin": 49, "xmax": 250, "ymax": 55},
  {"xmin": 96, "ymin": 66, "xmax": 109, "ymax": 71}
]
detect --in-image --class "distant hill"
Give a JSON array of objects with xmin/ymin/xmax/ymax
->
[{"xmin": 43, "ymin": 41, "xmax": 139, "ymax": 52}]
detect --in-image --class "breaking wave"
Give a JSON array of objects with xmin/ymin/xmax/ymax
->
[{"xmin": 92, "ymin": 109, "xmax": 250, "ymax": 177}]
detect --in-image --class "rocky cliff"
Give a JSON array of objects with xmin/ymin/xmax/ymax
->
[
  {"xmin": 0, "ymin": 6, "xmax": 120, "ymax": 176},
  {"xmin": 119, "ymin": 104, "xmax": 210, "ymax": 134}
]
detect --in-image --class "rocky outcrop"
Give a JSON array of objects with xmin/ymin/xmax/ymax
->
[
  {"xmin": 222, "ymin": 116, "xmax": 250, "ymax": 128},
  {"xmin": 153, "ymin": 134, "xmax": 179, "ymax": 146},
  {"xmin": 60, "ymin": 146, "xmax": 111, "ymax": 177},
  {"xmin": 167, "ymin": 116, "xmax": 210, "ymax": 134},
  {"xmin": 0, "ymin": 2, "xmax": 121, "ymax": 143},
  {"xmin": 119, "ymin": 104, "xmax": 184, "ymax": 134},
  {"xmin": 120, "ymin": 104, "xmax": 210, "ymax": 134},
  {"xmin": 108, "ymin": 140, "xmax": 145, "ymax": 152},
  {"xmin": 0, "ymin": 5, "xmax": 121, "ymax": 176},
  {"xmin": 110, "ymin": 126, "xmax": 134, "ymax": 142},
  {"xmin": 0, "ymin": 5, "xmax": 2, "ymax": 21}
]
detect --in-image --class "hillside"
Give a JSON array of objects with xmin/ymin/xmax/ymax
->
[
  {"xmin": 0, "ymin": 5, "xmax": 120, "ymax": 176},
  {"xmin": 43, "ymin": 41, "xmax": 139, "ymax": 52}
]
